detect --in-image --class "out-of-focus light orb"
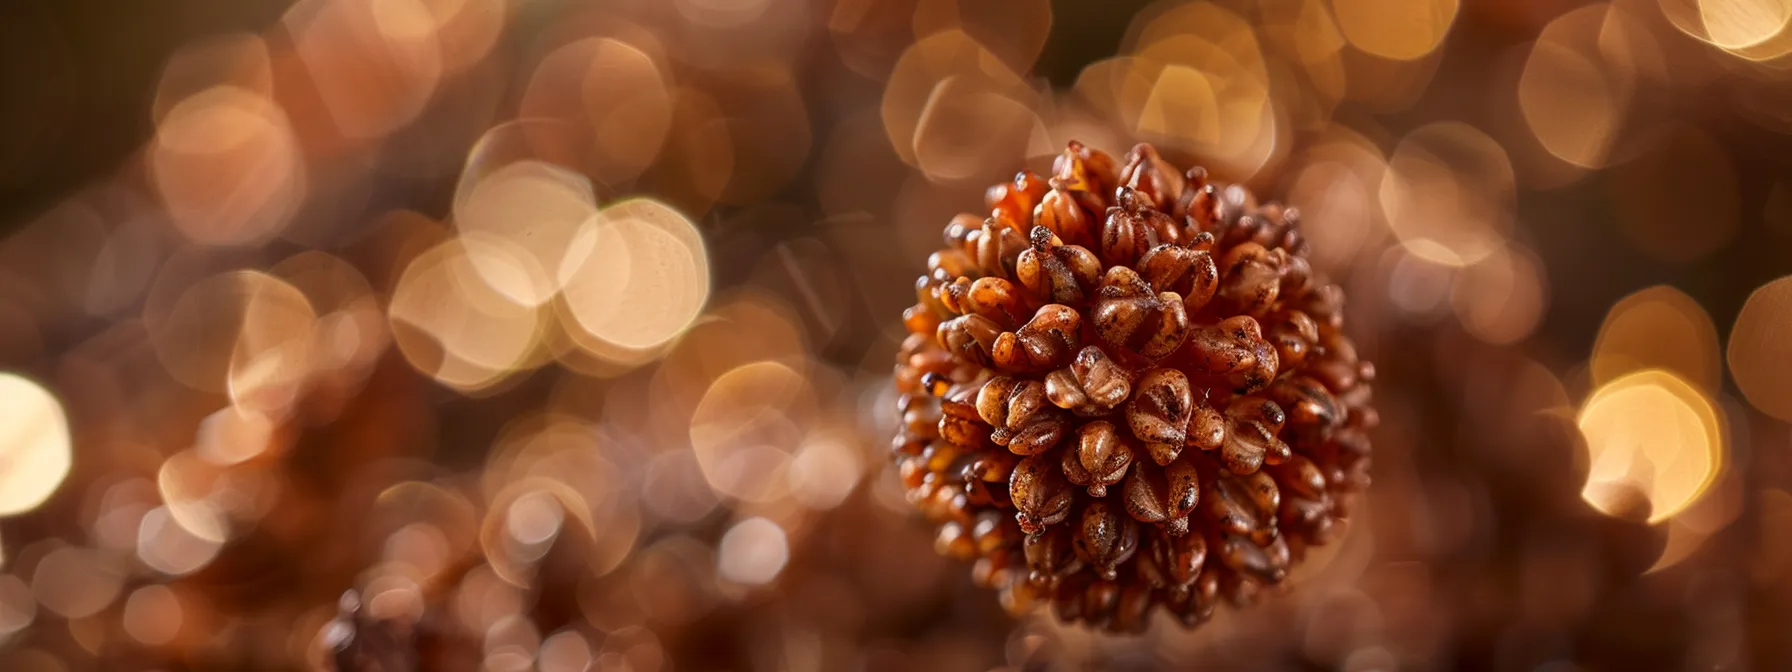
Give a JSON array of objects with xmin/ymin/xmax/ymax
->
[
  {"xmin": 194, "ymin": 405, "xmax": 279, "ymax": 466},
  {"xmin": 1451, "ymin": 244, "xmax": 1547, "ymax": 344},
  {"xmin": 1696, "ymin": 0, "xmax": 1792, "ymax": 50},
  {"xmin": 690, "ymin": 361, "xmax": 810, "ymax": 503},
  {"xmin": 0, "ymin": 374, "xmax": 71, "ymax": 517},
  {"xmin": 1115, "ymin": 3, "xmax": 1279, "ymax": 178},
  {"xmin": 0, "ymin": 574, "xmax": 34, "ymax": 640},
  {"xmin": 452, "ymin": 156, "xmax": 599, "ymax": 307},
  {"xmin": 1518, "ymin": 4, "xmax": 1634, "ymax": 169},
  {"xmin": 148, "ymin": 270, "xmax": 315, "ymax": 397},
  {"xmin": 388, "ymin": 239, "xmax": 543, "ymax": 392},
  {"xmin": 914, "ymin": 0, "xmax": 1052, "ymax": 73},
  {"xmin": 1727, "ymin": 276, "xmax": 1792, "ymax": 420},
  {"xmin": 717, "ymin": 517, "xmax": 788, "ymax": 585},
  {"xmin": 122, "ymin": 585, "xmax": 183, "ymax": 645},
  {"xmin": 1385, "ymin": 248, "xmax": 1455, "ymax": 317},
  {"xmin": 787, "ymin": 429, "xmax": 865, "ymax": 511},
  {"xmin": 1577, "ymin": 370, "xmax": 1723, "ymax": 523},
  {"xmin": 910, "ymin": 75, "xmax": 1051, "ymax": 184},
  {"xmin": 31, "ymin": 547, "xmax": 125, "ymax": 619},
  {"xmin": 1591, "ymin": 285, "xmax": 1722, "ymax": 393},
  {"xmin": 675, "ymin": 0, "xmax": 775, "ymax": 28},
  {"xmin": 1331, "ymin": 0, "xmax": 1460, "ymax": 60},
  {"xmin": 150, "ymin": 86, "xmax": 304, "ymax": 246},
  {"xmin": 650, "ymin": 88, "xmax": 735, "ymax": 215},
  {"xmin": 559, "ymin": 199, "xmax": 709, "ymax": 355},
  {"xmin": 227, "ymin": 274, "xmax": 318, "ymax": 418},
  {"xmin": 1290, "ymin": 161, "xmax": 1373, "ymax": 270},
  {"xmin": 137, "ymin": 505, "xmax": 225, "ymax": 576},
  {"xmin": 1379, "ymin": 122, "xmax": 1513, "ymax": 267},
  {"xmin": 1657, "ymin": 0, "xmax": 1792, "ymax": 61},
  {"xmin": 417, "ymin": 0, "xmax": 506, "ymax": 73},
  {"xmin": 504, "ymin": 490, "xmax": 566, "ymax": 548},
  {"xmin": 883, "ymin": 30, "xmax": 1038, "ymax": 177},
  {"xmin": 537, "ymin": 630, "xmax": 592, "ymax": 672},
  {"xmin": 520, "ymin": 37, "xmax": 673, "ymax": 187},
  {"xmin": 1648, "ymin": 460, "xmax": 1743, "ymax": 573},
  {"xmin": 483, "ymin": 614, "xmax": 542, "ymax": 671},
  {"xmin": 157, "ymin": 452, "xmax": 236, "ymax": 544},
  {"xmin": 152, "ymin": 33, "xmax": 274, "ymax": 125},
  {"xmin": 1288, "ymin": 128, "xmax": 1388, "ymax": 273},
  {"xmin": 270, "ymin": 251, "xmax": 387, "ymax": 387},
  {"xmin": 284, "ymin": 0, "xmax": 443, "ymax": 139}
]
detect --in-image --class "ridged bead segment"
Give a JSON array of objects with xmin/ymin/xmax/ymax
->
[{"xmin": 892, "ymin": 141, "xmax": 1375, "ymax": 633}]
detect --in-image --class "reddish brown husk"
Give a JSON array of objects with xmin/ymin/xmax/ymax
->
[{"xmin": 892, "ymin": 142, "xmax": 1375, "ymax": 633}]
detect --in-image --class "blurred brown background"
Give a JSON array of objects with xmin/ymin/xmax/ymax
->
[{"xmin": 1, "ymin": 0, "xmax": 1791, "ymax": 670}]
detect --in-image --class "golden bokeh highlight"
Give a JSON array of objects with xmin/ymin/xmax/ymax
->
[
  {"xmin": 193, "ymin": 405, "xmax": 281, "ymax": 467},
  {"xmin": 647, "ymin": 88, "xmax": 735, "ymax": 214},
  {"xmin": 1286, "ymin": 128, "xmax": 1389, "ymax": 273},
  {"xmin": 1577, "ymin": 370, "xmax": 1723, "ymax": 524},
  {"xmin": 885, "ymin": 30, "xmax": 1043, "ymax": 183},
  {"xmin": 0, "ymin": 374, "xmax": 71, "ymax": 517},
  {"xmin": 1649, "ymin": 461, "xmax": 1743, "ymax": 573},
  {"xmin": 283, "ymin": 0, "xmax": 443, "ymax": 139},
  {"xmin": 1655, "ymin": 0, "xmax": 1792, "ymax": 62},
  {"xmin": 122, "ymin": 586, "xmax": 183, "ymax": 646},
  {"xmin": 1091, "ymin": 2, "xmax": 1280, "ymax": 178},
  {"xmin": 717, "ymin": 516, "xmax": 789, "ymax": 585},
  {"xmin": 1727, "ymin": 276, "xmax": 1792, "ymax": 420},
  {"xmin": 416, "ymin": 0, "xmax": 507, "ymax": 74},
  {"xmin": 787, "ymin": 432, "xmax": 865, "ymax": 511},
  {"xmin": 1697, "ymin": 0, "xmax": 1792, "ymax": 50},
  {"xmin": 156, "ymin": 448, "xmax": 281, "ymax": 544},
  {"xmin": 913, "ymin": 0, "xmax": 1053, "ymax": 73},
  {"xmin": 227, "ymin": 275, "xmax": 318, "ymax": 418},
  {"xmin": 538, "ymin": 630, "xmax": 592, "ymax": 672},
  {"xmin": 269, "ymin": 251, "xmax": 387, "ymax": 407},
  {"xmin": 1591, "ymin": 285, "xmax": 1722, "ymax": 393},
  {"xmin": 145, "ymin": 270, "xmax": 312, "ymax": 396},
  {"xmin": 453, "ymin": 149, "xmax": 601, "ymax": 307},
  {"xmin": 1518, "ymin": 4, "xmax": 1637, "ymax": 169},
  {"xmin": 389, "ymin": 239, "xmax": 544, "ymax": 392},
  {"xmin": 1379, "ymin": 122, "xmax": 1514, "ymax": 266},
  {"xmin": 150, "ymin": 86, "xmax": 304, "ymax": 246},
  {"xmin": 151, "ymin": 33, "xmax": 274, "ymax": 126},
  {"xmin": 690, "ymin": 361, "xmax": 811, "ymax": 503},
  {"xmin": 558, "ymin": 199, "xmax": 710, "ymax": 355},
  {"xmin": 1451, "ymin": 244, "xmax": 1548, "ymax": 345},
  {"xmin": 519, "ymin": 37, "xmax": 673, "ymax": 188},
  {"xmin": 674, "ymin": 0, "xmax": 775, "ymax": 29},
  {"xmin": 911, "ymin": 73, "xmax": 1052, "ymax": 183},
  {"xmin": 1332, "ymin": 0, "xmax": 1460, "ymax": 60},
  {"xmin": 136, "ymin": 505, "xmax": 224, "ymax": 576},
  {"xmin": 31, "ymin": 547, "xmax": 124, "ymax": 619},
  {"xmin": 0, "ymin": 575, "xmax": 32, "ymax": 640}
]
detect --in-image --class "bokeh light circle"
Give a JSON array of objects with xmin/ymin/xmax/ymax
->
[
  {"xmin": 0, "ymin": 374, "xmax": 72, "ymax": 516},
  {"xmin": 1577, "ymin": 370, "xmax": 1723, "ymax": 524},
  {"xmin": 1728, "ymin": 276, "xmax": 1792, "ymax": 420}
]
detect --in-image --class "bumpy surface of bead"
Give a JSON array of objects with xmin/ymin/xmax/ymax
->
[{"xmin": 892, "ymin": 142, "xmax": 1376, "ymax": 633}]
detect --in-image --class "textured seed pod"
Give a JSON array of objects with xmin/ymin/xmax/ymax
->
[
  {"xmin": 1060, "ymin": 420, "xmax": 1133, "ymax": 496},
  {"xmin": 1043, "ymin": 346, "xmax": 1132, "ymax": 415},
  {"xmin": 892, "ymin": 141, "xmax": 1375, "ymax": 633}
]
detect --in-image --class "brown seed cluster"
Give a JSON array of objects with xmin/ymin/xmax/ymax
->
[{"xmin": 892, "ymin": 142, "xmax": 1376, "ymax": 633}]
